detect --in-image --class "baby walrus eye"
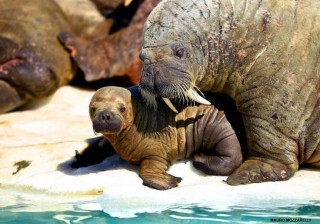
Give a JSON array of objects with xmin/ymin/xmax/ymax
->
[
  {"xmin": 119, "ymin": 105, "xmax": 126, "ymax": 113},
  {"xmin": 174, "ymin": 47, "xmax": 185, "ymax": 58}
]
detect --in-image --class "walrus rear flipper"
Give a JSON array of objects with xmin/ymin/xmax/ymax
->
[
  {"xmin": 71, "ymin": 137, "xmax": 116, "ymax": 169},
  {"xmin": 192, "ymin": 112, "xmax": 243, "ymax": 176}
]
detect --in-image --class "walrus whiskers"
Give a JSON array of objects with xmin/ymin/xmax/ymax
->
[
  {"xmin": 176, "ymin": 78, "xmax": 208, "ymax": 104},
  {"xmin": 160, "ymin": 80, "xmax": 211, "ymax": 112},
  {"xmin": 140, "ymin": 74, "xmax": 210, "ymax": 113},
  {"xmin": 140, "ymin": 88, "xmax": 157, "ymax": 110}
]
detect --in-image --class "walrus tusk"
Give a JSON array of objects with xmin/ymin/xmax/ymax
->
[
  {"xmin": 185, "ymin": 89, "xmax": 211, "ymax": 105},
  {"xmin": 162, "ymin": 98, "xmax": 178, "ymax": 113},
  {"xmin": 124, "ymin": 0, "xmax": 133, "ymax": 6}
]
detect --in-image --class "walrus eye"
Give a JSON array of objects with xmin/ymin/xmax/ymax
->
[
  {"xmin": 91, "ymin": 107, "xmax": 96, "ymax": 114},
  {"xmin": 119, "ymin": 106, "xmax": 126, "ymax": 113},
  {"xmin": 174, "ymin": 47, "xmax": 185, "ymax": 58}
]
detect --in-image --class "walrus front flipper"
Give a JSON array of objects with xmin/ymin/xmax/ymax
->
[
  {"xmin": 226, "ymin": 159, "xmax": 297, "ymax": 185},
  {"xmin": 139, "ymin": 158, "xmax": 182, "ymax": 190},
  {"xmin": 226, "ymin": 115, "xmax": 299, "ymax": 185}
]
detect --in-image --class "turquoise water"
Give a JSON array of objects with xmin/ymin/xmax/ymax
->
[{"xmin": 1, "ymin": 203, "xmax": 320, "ymax": 224}]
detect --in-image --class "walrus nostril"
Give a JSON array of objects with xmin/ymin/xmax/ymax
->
[
  {"xmin": 100, "ymin": 112, "xmax": 112, "ymax": 121},
  {"xmin": 143, "ymin": 66, "xmax": 154, "ymax": 77},
  {"xmin": 144, "ymin": 59, "xmax": 151, "ymax": 65}
]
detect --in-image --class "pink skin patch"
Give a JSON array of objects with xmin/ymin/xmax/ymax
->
[
  {"xmin": 66, "ymin": 45, "xmax": 78, "ymax": 58},
  {"xmin": 286, "ymin": 73, "xmax": 295, "ymax": 84},
  {"xmin": 0, "ymin": 58, "xmax": 24, "ymax": 75},
  {"xmin": 280, "ymin": 170, "xmax": 288, "ymax": 179}
]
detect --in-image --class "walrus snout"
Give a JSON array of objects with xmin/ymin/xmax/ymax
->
[
  {"xmin": 93, "ymin": 110, "xmax": 122, "ymax": 133},
  {"xmin": 140, "ymin": 64, "xmax": 190, "ymax": 98},
  {"xmin": 140, "ymin": 65, "xmax": 156, "ymax": 95},
  {"xmin": 140, "ymin": 63, "xmax": 210, "ymax": 112}
]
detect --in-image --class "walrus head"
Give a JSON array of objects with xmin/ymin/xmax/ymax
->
[
  {"xmin": 139, "ymin": 0, "xmax": 212, "ymax": 112},
  {"xmin": 139, "ymin": 44, "xmax": 211, "ymax": 113},
  {"xmin": 89, "ymin": 87, "xmax": 133, "ymax": 135}
]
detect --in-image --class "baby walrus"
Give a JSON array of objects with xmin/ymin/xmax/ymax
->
[{"xmin": 89, "ymin": 86, "xmax": 242, "ymax": 190}]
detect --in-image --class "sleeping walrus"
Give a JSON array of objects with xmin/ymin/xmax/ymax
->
[
  {"xmin": 0, "ymin": 0, "xmax": 74, "ymax": 113},
  {"xmin": 89, "ymin": 86, "xmax": 242, "ymax": 190},
  {"xmin": 139, "ymin": 0, "xmax": 320, "ymax": 185}
]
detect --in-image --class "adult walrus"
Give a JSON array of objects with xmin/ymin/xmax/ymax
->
[
  {"xmin": 89, "ymin": 86, "xmax": 242, "ymax": 190},
  {"xmin": 0, "ymin": 0, "xmax": 74, "ymax": 113},
  {"xmin": 139, "ymin": 0, "xmax": 320, "ymax": 185}
]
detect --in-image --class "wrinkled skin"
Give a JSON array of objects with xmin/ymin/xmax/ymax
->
[
  {"xmin": 0, "ymin": 0, "xmax": 74, "ymax": 114},
  {"xmin": 139, "ymin": 0, "xmax": 320, "ymax": 185},
  {"xmin": 89, "ymin": 86, "xmax": 242, "ymax": 190},
  {"xmin": 59, "ymin": 0, "xmax": 160, "ymax": 84}
]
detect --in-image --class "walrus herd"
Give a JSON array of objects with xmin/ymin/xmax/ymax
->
[{"xmin": 139, "ymin": 0, "xmax": 320, "ymax": 186}]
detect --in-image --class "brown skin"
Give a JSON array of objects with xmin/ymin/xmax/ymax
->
[
  {"xmin": 139, "ymin": 0, "xmax": 320, "ymax": 185},
  {"xmin": 89, "ymin": 86, "xmax": 242, "ymax": 190},
  {"xmin": 0, "ymin": 0, "xmax": 74, "ymax": 114}
]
